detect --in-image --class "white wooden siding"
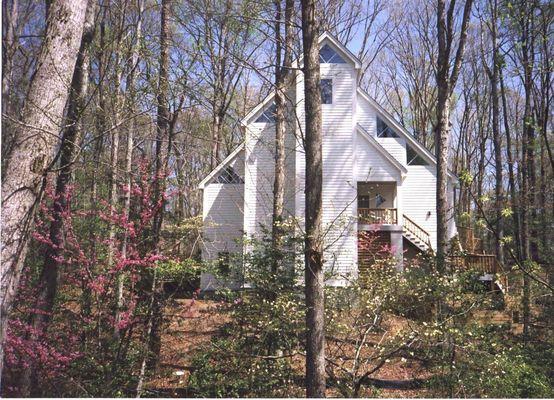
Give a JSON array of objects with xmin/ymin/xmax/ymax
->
[
  {"xmin": 295, "ymin": 62, "xmax": 358, "ymax": 281},
  {"xmin": 201, "ymin": 183, "xmax": 245, "ymax": 289},
  {"xmin": 356, "ymin": 92, "xmax": 376, "ymax": 134},
  {"xmin": 402, "ymin": 165, "xmax": 438, "ymax": 249},
  {"xmin": 244, "ymin": 124, "xmax": 275, "ymax": 239},
  {"xmin": 355, "ymin": 131, "xmax": 402, "ymax": 182},
  {"xmin": 377, "ymin": 138, "xmax": 406, "ymax": 167}
]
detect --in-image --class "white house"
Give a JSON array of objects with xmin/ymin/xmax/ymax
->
[{"xmin": 198, "ymin": 32, "xmax": 458, "ymax": 290}]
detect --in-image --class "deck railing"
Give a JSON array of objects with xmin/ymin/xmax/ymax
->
[
  {"xmin": 448, "ymin": 254, "xmax": 500, "ymax": 274},
  {"xmin": 402, "ymin": 214, "xmax": 431, "ymax": 246},
  {"xmin": 358, "ymin": 208, "xmax": 397, "ymax": 225}
]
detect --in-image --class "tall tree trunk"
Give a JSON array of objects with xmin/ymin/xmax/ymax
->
[
  {"xmin": 500, "ymin": 69, "xmax": 522, "ymax": 261},
  {"xmin": 114, "ymin": 0, "xmax": 144, "ymax": 341},
  {"xmin": 146, "ymin": 0, "xmax": 171, "ymax": 372},
  {"xmin": 106, "ymin": 5, "xmax": 129, "ymax": 283},
  {"xmin": 489, "ymin": 2, "xmax": 504, "ymax": 265},
  {"xmin": 0, "ymin": 0, "xmax": 88, "ymax": 382},
  {"xmin": 16, "ymin": 2, "xmax": 96, "ymax": 395},
  {"xmin": 519, "ymin": 3, "xmax": 536, "ymax": 343},
  {"xmin": 152, "ymin": 0, "xmax": 171, "ymax": 249},
  {"xmin": 210, "ymin": 113, "xmax": 221, "ymax": 170},
  {"xmin": 301, "ymin": 0, "xmax": 326, "ymax": 396},
  {"xmin": 1, "ymin": 0, "xmax": 18, "ymax": 121},
  {"xmin": 434, "ymin": 0, "xmax": 473, "ymax": 270},
  {"xmin": 271, "ymin": 0, "xmax": 294, "ymax": 263}
]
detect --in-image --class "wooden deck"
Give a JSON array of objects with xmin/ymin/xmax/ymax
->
[{"xmin": 448, "ymin": 254, "xmax": 500, "ymax": 274}]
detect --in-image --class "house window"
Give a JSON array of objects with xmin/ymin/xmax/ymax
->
[
  {"xmin": 406, "ymin": 144, "xmax": 429, "ymax": 165},
  {"xmin": 376, "ymin": 117, "xmax": 399, "ymax": 138},
  {"xmin": 319, "ymin": 44, "xmax": 347, "ymax": 63},
  {"xmin": 321, "ymin": 79, "xmax": 332, "ymax": 104},
  {"xmin": 254, "ymin": 102, "xmax": 276, "ymax": 123},
  {"xmin": 216, "ymin": 166, "xmax": 243, "ymax": 184},
  {"xmin": 358, "ymin": 195, "xmax": 370, "ymax": 209}
]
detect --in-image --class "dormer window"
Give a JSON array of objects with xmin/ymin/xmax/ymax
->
[
  {"xmin": 406, "ymin": 144, "xmax": 429, "ymax": 166},
  {"xmin": 216, "ymin": 166, "xmax": 243, "ymax": 184},
  {"xmin": 376, "ymin": 117, "xmax": 399, "ymax": 138},
  {"xmin": 319, "ymin": 44, "xmax": 347, "ymax": 64},
  {"xmin": 320, "ymin": 79, "xmax": 332, "ymax": 104},
  {"xmin": 254, "ymin": 102, "xmax": 276, "ymax": 123}
]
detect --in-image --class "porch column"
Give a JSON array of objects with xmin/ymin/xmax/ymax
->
[{"xmin": 391, "ymin": 230, "xmax": 404, "ymax": 271}]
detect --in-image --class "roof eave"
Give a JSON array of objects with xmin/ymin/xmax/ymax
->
[
  {"xmin": 198, "ymin": 143, "xmax": 245, "ymax": 189},
  {"xmin": 357, "ymin": 88, "xmax": 457, "ymax": 180},
  {"xmin": 357, "ymin": 124, "xmax": 408, "ymax": 176}
]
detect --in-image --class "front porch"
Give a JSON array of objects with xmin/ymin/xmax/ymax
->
[{"xmin": 355, "ymin": 182, "xmax": 503, "ymax": 284}]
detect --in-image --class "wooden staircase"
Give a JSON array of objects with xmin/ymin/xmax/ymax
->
[{"xmin": 402, "ymin": 215, "xmax": 431, "ymax": 252}]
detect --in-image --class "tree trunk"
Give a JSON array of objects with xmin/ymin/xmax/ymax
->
[
  {"xmin": 271, "ymin": 0, "xmax": 294, "ymax": 263},
  {"xmin": 301, "ymin": 0, "xmax": 326, "ymax": 396},
  {"xmin": 147, "ymin": 0, "xmax": 171, "ymax": 372},
  {"xmin": 434, "ymin": 0, "xmax": 473, "ymax": 270},
  {"xmin": 519, "ymin": 7, "xmax": 536, "ymax": 343},
  {"xmin": 17, "ymin": 2, "xmax": 96, "ymax": 395},
  {"xmin": 0, "ymin": 0, "xmax": 88, "ymax": 382},
  {"xmin": 500, "ymin": 69, "xmax": 522, "ymax": 261},
  {"xmin": 434, "ymin": 85, "xmax": 450, "ymax": 272},
  {"xmin": 489, "ymin": 2, "xmax": 504, "ymax": 264},
  {"xmin": 114, "ymin": 0, "xmax": 144, "ymax": 341},
  {"xmin": 152, "ymin": 0, "xmax": 171, "ymax": 249},
  {"xmin": 1, "ymin": 0, "xmax": 18, "ymax": 126}
]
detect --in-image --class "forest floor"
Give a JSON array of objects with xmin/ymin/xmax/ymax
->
[{"xmin": 144, "ymin": 297, "xmax": 434, "ymax": 398}]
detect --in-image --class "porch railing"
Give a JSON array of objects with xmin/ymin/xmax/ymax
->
[
  {"xmin": 448, "ymin": 254, "xmax": 500, "ymax": 274},
  {"xmin": 403, "ymin": 215, "xmax": 431, "ymax": 247},
  {"xmin": 358, "ymin": 208, "xmax": 397, "ymax": 225}
]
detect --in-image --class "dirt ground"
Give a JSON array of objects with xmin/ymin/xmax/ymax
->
[{"xmin": 145, "ymin": 298, "xmax": 433, "ymax": 398}]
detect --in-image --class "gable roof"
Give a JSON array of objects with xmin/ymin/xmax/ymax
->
[
  {"xmin": 198, "ymin": 144, "xmax": 244, "ymax": 189},
  {"xmin": 242, "ymin": 31, "xmax": 362, "ymax": 127},
  {"xmin": 317, "ymin": 32, "xmax": 362, "ymax": 69},
  {"xmin": 357, "ymin": 88, "xmax": 457, "ymax": 181},
  {"xmin": 356, "ymin": 124, "xmax": 408, "ymax": 176}
]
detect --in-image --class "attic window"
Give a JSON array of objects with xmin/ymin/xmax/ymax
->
[
  {"xmin": 216, "ymin": 166, "xmax": 243, "ymax": 184},
  {"xmin": 254, "ymin": 102, "xmax": 276, "ymax": 123},
  {"xmin": 320, "ymin": 79, "xmax": 332, "ymax": 104},
  {"xmin": 319, "ymin": 44, "xmax": 347, "ymax": 63},
  {"xmin": 406, "ymin": 144, "xmax": 429, "ymax": 166},
  {"xmin": 376, "ymin": 117, "xmax": 399, "ymax": 138}
]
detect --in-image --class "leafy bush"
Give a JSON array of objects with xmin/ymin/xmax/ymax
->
[{"xmin": 187, "ymin": 226, "xmax": 304, "ymax": 397}]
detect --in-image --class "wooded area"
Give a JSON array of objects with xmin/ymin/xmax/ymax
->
[{"xmin": 1, "ymin": 0, "xmax": 552, "ymax": 397}]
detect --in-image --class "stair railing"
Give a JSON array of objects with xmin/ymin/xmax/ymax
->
[{"xmin": 402, "ymin": 214, "xmax": 431, "ymax": 247}]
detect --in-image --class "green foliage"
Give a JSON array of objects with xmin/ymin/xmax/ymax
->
[
  {"xmin": 188, "ymin": 338, "xmax": 299, "ymax": 397},
  {"xmin": 429, "ymin": 332, "xmax": 553, "ymax": 398},
  {"xmin": 187, "ymin": 226, "xmax": 304, "ymax": 397},
  {"xmin": 157, "ymin": 258, "xmax": 201, "ymax": 282}
]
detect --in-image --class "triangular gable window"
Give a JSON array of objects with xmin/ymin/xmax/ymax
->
[
  {"xmin": 254, "ymin": 102, "xmax": 276, "ymax": 123},
  {"xmin": 216, "ymin": 166, "xmax": 243, "ymax": 184},
  {"xmin": 319, "ymin": 44, "xmax": 347, "ymax": 64},
  {"xmin": 376, "ymin": 117, "xmax": 399, "ymax": 138},
  {"xmin": 406, "ymin": 144, "xmax": 429, "ymax": 166}
]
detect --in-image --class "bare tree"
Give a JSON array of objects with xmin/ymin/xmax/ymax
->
[
  {"xmin": 301, "ymin": 0, "xmax": 326, "ymax": 396},
  {"xmin": 435, "ymin": 0, "xmax": 474, "ymax": 270},
  {"xmin": 482, "ymin": 0, "xmax": 504, "ymax": 265},
  {"xmin": 114, "ymin": 0, "xmax": 145, "ymax": 340},
  {"xmin": 16, "ymin": 2, "xmax": 97, "ymax": 395},
  {"xmin": 0, "ymin": 0, "xmax": 89, "ymax": 381},
  {"xmin": 272, "ymin": 0, "xmax": 294, "ymax": 259}
]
